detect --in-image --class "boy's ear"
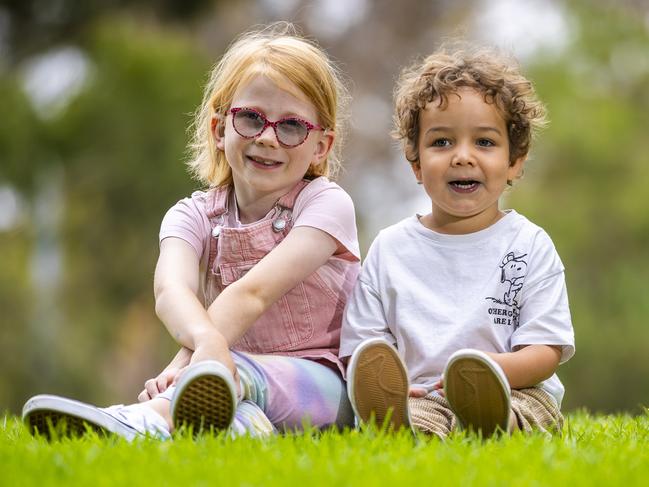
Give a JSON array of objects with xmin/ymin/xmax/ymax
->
[
  {"xmin": 212, "ymin": 115, "xmax": 225, "ymax": 151},
  {"xmin": 508, "ymin": 155, "xmax": 526, "ymax": 182},
  {"xmin": 404, "ymin": 141, "xmax": 418, "ymax": 167},
  {"xmin": 410, "ymin": 161, "xmax": 422, "ymax": 183}
]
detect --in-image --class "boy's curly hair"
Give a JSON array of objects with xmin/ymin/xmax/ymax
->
[{"xmin": 393, "ymin": 45, "xmax": 547, "ymax": 165}]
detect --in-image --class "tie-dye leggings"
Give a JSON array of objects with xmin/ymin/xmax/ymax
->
[{"xmin": 159, "ymin": 351, "xmax": 354, "ymax": 436}]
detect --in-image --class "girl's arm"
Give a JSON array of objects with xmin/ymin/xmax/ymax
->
[
  {"xmin": 486, "ymin": 344, "xmax": 562, "ymax": 389},
  {"xmin": 204, "ymin": 225, "xmax": 339, "ymax": 344},
  {"xmin": 155, "ymin": 227, "xmax": 339, "ymax": 369},
  {"xmin": 153, "ymin": 237, "xmax": 236, "ymax": 373}
]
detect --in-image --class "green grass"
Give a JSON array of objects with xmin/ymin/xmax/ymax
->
[{"xmin": 2, "ymin": 411, "xmax": 648, "ymax": 486}]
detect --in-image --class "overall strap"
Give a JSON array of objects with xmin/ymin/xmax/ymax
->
[
  {"xmin": 277, "ymin": 179, "xmax": 310, "ymax": 209},
  {"xmin": 205, "ymin": 185, "xmax": 231, "ymax": 274},
  {"xmin": 271, "ymin": 179, "xmax": 311, "ymax": 234},
  {"xmin": 205, "ymin": 185, "xmax": 230, "ymax": 218},
  {"xmin": 207, "ymin": 180, "xmax": 310, "ymax": 271}
]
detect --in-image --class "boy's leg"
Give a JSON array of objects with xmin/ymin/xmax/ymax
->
[
  {"xmin": 510, "ymin": 388, "xmax": 564, "ymax": 435},
  {"xmin": 233, "ymin": 351, "xmax": 354, "ymax": 431},
  {"xmin": 408, "ymin": 393, "xmax": 456, "ymax": 439},
  {"xmin": 443, "ymin": 349, "xmax": 511, "ymax": 437},
  {"xmin": 346, "ymin": 338, "xmax": 410, "ymax": 430}
]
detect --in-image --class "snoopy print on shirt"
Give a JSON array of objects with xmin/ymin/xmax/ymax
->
[{"xmin": 486, "ymin": 251, "xmax": 528, "ymax": 329}]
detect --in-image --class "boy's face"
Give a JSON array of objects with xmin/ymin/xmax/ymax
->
[{"xmin": 412, "ymin": 88, "xmax": 524, "ymax": 234}]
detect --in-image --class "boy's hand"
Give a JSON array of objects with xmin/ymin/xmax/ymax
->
[
  {"xmin": 408, "ymin": 387, "xmax": 428, "ymax": 398},
  {"xmin": 432, "ymin": 378, "xmax": 445, "ymax": 397},
  {"xmin": 408, "ymin": 379, "xmax": 444, "ymax": 398}
]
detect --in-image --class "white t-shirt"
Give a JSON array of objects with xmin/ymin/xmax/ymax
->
[{"xmin": 340, "ymin": 210, "xmax": 575, "ymax": 406}]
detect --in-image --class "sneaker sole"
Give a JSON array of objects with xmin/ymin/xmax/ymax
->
[
  {"xmin": 22, "ymin": 395, "xmax": 131, "ymax": 440},
  {"xmin": 444, "ymin": 350, "xmax": 510, "ymax": 436},
  {"xmin": 349, "ymin": 340, "xmax": 410, "ymax": 430},
  {"xmin": 171, "ymin": 361, "xmax": 236, "ymax": 435}
]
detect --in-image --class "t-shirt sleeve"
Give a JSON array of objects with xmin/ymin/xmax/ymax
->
[
  {"xmin": 339, "ymin": 237, "xmax": 395, "ymax": 358},
  {"xmin": 292, "ymin": 179, "xmax": 360, "ymax": 261},
  {"xmin": 159, "ymin": 192, "xmax": 210, "ymax": 259},
  {"xmin": 511, "ymin": 231, "xmax": 575, "ymax": 363}
]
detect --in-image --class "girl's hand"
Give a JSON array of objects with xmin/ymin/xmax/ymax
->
[
  {"xmin": 188, "ymin": 337, "xmax": 241, "ymax": 396},
  {"xmin": 190, "ymin": 334, "xmax": 236, "ymax": 373},
  {"xmin": 138, "ymin": 368, "xmax": 180, "ymax": 402},
  {"xmin": 137, "ymin": 347, "xmax": 193, "ymax": 402}
]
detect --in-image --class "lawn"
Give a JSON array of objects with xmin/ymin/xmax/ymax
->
[{"xmin": 2, "ymin": 411, "xmax": 647, "ymax": 486}]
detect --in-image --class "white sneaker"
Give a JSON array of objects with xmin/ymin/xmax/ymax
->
[
  {"xmin": 22, "ymin": 395, "xmax": 170, "ymax": 441},
  {"xmin": 444, "ymin": 349, "xmax": 512, "ymax": 436},
  {"xmin": 170, "ymin": 360, "xmax": 237, "ymax": 435},
  {"xmin": 347, "ymin": 338, "xmax": 411, "ymax": 430}
]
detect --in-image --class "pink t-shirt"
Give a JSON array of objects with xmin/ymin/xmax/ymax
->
[{"xmin": 160, "ymin": 177, "xmax": 360, "ymax": 264}]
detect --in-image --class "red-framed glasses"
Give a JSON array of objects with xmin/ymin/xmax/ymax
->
[{"xmin": 228, "ymin": 107, "xmax": 324, "ymax": 148}]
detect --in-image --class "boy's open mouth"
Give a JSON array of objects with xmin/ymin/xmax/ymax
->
[{"xmin": 449, "ymin": 180, "xmax": 479, "ymax": 192}]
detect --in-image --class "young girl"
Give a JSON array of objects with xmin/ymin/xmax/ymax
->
[
  {"xmin": 340, "ymin": 46, "xmax": 575, "ymax": 438},
  {"xmin": 23, "ymin": 23, "xmax": 359, "ymax": 439}
]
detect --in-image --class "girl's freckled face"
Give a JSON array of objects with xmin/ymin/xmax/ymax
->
[{"xmin": 218, "ymin": 75, "xmax": 330, "ymax": 204}]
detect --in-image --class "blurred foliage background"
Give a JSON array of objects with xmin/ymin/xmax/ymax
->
[{"xmin": 1, "ymin": 0, "xmax": 647, "ymax": 415}]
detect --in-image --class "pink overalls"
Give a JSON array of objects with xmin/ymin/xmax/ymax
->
[
  {"xmin": 161, "ymin": 179, "xmax": 357, "ymax": 433},
  {"xmin": 204, "ymin": 179, "xmax": 355, "ymax": 375}
]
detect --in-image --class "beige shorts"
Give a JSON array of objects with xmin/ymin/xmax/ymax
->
[{"xmin": 409, "ymin": 387, "xmax": 563, "ymax": 438}]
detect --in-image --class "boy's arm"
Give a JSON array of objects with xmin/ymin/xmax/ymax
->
[
  {"xmin": 486, "ymin": 344, "xmax": 562, "ymax": 389},
  {"xmin": 339, "ymin": 251, "xmax": 394, "ymax": 359},
  {"xmin": 430, "ymin": 344, "xmax": 563, "ymax": 397},
  {"xmin": 339, "ymin": 288, "xmax": 396, "ymax": 360}
]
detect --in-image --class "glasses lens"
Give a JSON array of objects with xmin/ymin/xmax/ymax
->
[
  {"xmin": 233, "ymin": 109, "xmax": 265, "ymax": 137},
  {"xmin": 276, "ymin": 119, "xmax": 308, "ymax": 146}
]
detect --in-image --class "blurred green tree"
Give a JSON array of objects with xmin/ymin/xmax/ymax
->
[
  {"xmin": 514, "ymin": 0, "xmax": 649, "ymax": 413},
  {"xmin": 0, "ymin": 16, "xmax": 211, "ymax": 410},
  {"xmin": 0, "ymin": 0, "xmax": 212, "ymax": 63}
]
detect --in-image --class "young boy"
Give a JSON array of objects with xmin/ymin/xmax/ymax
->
[{"xmin": 340, "ymin": 46, "xmax": 575, "ymax": 438}]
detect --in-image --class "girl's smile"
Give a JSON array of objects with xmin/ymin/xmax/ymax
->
[
  {"xmin": 214, "ymin": 75, "xmax": 333, "ymax": 222},
  {"xmin": 246, "ymin": 154, "xmax": 285, "ymax": 169}
]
